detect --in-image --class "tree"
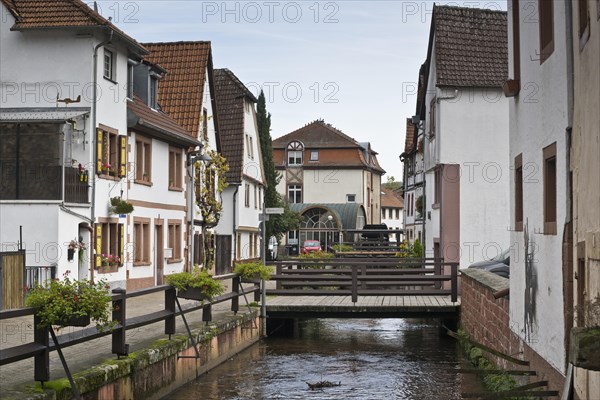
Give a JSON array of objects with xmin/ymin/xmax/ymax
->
[
  {"xmin": 256, "ymin": 91, "xmax": 300, "ymax": 250},
  {"xmin": 383, "ymin": 176, "xmax": 403, "ymax": 193}
]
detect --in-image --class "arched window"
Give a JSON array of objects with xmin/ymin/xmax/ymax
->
[
  {"xmin": 287, "ymin": 141, "xmax": 304, "ymax": 166},
  {"xmin": 298, "ymin": 207, "xmax": 338, "ymax": 246}
]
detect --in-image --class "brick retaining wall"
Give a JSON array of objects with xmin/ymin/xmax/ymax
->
[{"xmin": 460, "ymin": 269, "xmax": 566, "ymax": 395}]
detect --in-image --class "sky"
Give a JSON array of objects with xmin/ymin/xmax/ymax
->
[{"xmin": 106, "ymin": 0, "xmax": 507, "ymax": 181}]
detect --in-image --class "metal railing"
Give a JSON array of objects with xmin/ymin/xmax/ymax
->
[
  {"xmin": 25, "ymin": 265, "xmax": 57, "ymax": 289},
  {"xmin": 0, "ymin": 274, "xmax": 259, "ymax": 383},
  {"xmin": 268, "ymin": 257, "xmax": 459, "ymax": 303}
]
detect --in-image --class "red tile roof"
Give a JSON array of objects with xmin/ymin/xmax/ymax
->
[
  {"xmin": 213, "ymin": 68, "xmax": 256, "ymax": 183},
  {"xmin": 127, "ymin": 96, "xmax": 200, "ymax": 147},
  {"xmin": 1, "ymin": 0, "xmax": 147, "ymax": 54},
  {"xmin": 142, "ymin": 41, "xmax": 213, "ymax": 138},
  {"xmin": 381, "ymin": 187, "xmax": 404, "ymax": 208},
  {"xmin": 273, "ymin": 120, "xmax": 385, "ymax": 174},
  {"xmin": 432, "ymin": 5, "xmax": 507, "ymax": 87},
  {"xmin": 404, "ymin": 118, "xmax": 416, "ymax": 153}
]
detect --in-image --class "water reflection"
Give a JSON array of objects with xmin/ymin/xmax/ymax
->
[{"xmin": 166, "ymin": 319, "xmax": 485, "ymax": 400}]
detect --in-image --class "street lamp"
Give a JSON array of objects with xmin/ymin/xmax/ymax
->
[{"xmin": 327, "ymin": 215, "xmax": 333, "ymax": 251}]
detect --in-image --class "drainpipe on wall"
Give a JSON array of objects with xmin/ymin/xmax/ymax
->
[
  {"xmin": 232, "ymin": 184, "xmax": 240, "ymax": 260},
  {"xmin": 90, "ymin": 30, "xmax": 113, "ymax": 283}
]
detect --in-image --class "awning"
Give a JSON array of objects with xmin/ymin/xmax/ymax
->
[{"xmin": 289, "ymin": 203, "xmax": 367, "ymax": 230}]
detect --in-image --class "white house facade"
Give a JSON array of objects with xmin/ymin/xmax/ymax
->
[
  {"xmin": 0, "ymin": 0, "xmax": 148, "ymax": 288},
  {"xmin": 380, "ymin": 187, "xmax": 403, "ymax": 242},
  {"xmin": 420, "ymin": 6, "xmax": 510, "ymax": 269},
  {"xmin": 213, "ymin": 68, "xmax": 265, "ymax": 265}
]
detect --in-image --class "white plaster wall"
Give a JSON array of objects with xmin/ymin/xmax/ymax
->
[
  {"xmin": 424, "ymin": 170, "xmax": 438, "ymax": 257},
  {"xmin": 216, "ymin": 186, "xmax": 237, "ymax": 237},
  {"xmin": 302, "ymin": 169, "xmax": 365, "ymax": 204},
  {"xmin": 438, "ymin": 89, "xmax": 510, "ymax": 266},
  {"xmin": 508, "ymin": 0, "xmax": 569, "ymax": 374}
]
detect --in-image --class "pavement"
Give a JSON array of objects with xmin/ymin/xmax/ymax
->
[{"xmin": 0, "ymin": 286, "xmax": 260, "ymax": 394}]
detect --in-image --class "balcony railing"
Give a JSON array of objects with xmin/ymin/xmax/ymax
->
[{"xmin": 64, "ymin": 167, "xmax": 89, "ymax": 203}]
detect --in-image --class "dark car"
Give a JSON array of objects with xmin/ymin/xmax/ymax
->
[
  {"xmin": 301, "ymin": 240, "xmax": 322, "ymax": 254},
  {"xmin": 361, "ymin": 224, "xmax": 389, "ymax": 242},
  {"xmin": 468, "ymin": 248, "xmax": 510, "ymax": 278}
]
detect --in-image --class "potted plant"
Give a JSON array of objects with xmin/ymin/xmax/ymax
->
[
  {"xmin": 25, "ymin": 271, "xmax": 114, "ymax": 330},
  {"xmin": 233, "ymin": 261, "xmax": 272, "ymax": 282},
  {"xmin": 67, "ymin": 239, "xmax": 86, "ymax": 262},
  {"xmin": 100, "ymin": 254, "xmax": 121, "ymax": 267},
  {"xmin": 166, "ymin": 267, "xmax": 225, "ymax": 301},
  {"xmin": 109, "ymin": 197, "xmax": 134, "ymax": 215}
]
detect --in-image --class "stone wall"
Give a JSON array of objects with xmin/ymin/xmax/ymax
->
[
  {"xmin": 34, "ymin": 312, "xmax": 261, "ymax": 400},
  {"xmin": 460, "ymin": 269, "xmax": 566, "ymax": 395}
]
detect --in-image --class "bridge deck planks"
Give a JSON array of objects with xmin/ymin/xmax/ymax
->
[{"xmin": 266, "ymin": 295, "xmax": 460, "ymax": 318}]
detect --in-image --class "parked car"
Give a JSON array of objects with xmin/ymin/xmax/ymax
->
[
  {"xmin": 468, "ymin": 248, "xmax": 510, "ymax": 278},
  {"xmin": 361, "ymin": 224, "xmax": 389, "ymax": 242},
  {"xmin": 301, "ymin": 240, "xmax": 322, "ymax": 254}
]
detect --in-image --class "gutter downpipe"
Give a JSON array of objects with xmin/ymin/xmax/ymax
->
[
  {"xmin": 90, "ymin": 30, "xmax": 113, "ymax": 282},
  {"xmin": 232, "ymin": 184, "xmax": 240, "ymax": 260}
]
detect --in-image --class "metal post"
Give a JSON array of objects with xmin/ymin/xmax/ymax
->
[
  {"xmin": 49, "ymin": 328, "xmax": 81, "ymax": 400},
  {"xmin": 260, "ymin": 204, "xmax": 266, "ymax": 335},
  {"xmin": 175, "ymin": 297, "xmax": 201, "ymax": 359}
]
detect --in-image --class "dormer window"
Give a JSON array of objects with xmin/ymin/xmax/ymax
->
[
  {"xmin": 149, "ymin": 76, "xmax": 158, "ymax": 109},
  {"xmin": 287, "ymin": 141, "xmax": 303, "ymax": 166},
  {"xmin": 103, "ymin": 49, "xmax": 115, "ymax": 81}
]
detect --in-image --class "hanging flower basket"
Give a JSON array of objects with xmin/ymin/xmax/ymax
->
[{"xmin": 109, "ymin": 197, "xmax": 134, "ymax": 215}]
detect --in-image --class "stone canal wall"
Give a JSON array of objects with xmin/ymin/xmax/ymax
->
[
  {"xmin": 460, "ymin": 269, "xmax": 565, "ymax": 395},
  {"xmin": 30, "ymin": 312, "xmax": 261, "ymax": 400}
]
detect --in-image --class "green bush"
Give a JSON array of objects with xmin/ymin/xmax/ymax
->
[
  {"xmin": 25, "ymin": 272, "xmax": 114, "ymax": 330},
  {"xmin": 332, "ymin": 244, "xmax": 354, "ymax": 252},
  {"xmin": 395, "ymin": 239, "xmax": 423, "ymax": 258},
  {"xmin": 299, "ymin": 250, "xmax": 334, "ymax": 260}
]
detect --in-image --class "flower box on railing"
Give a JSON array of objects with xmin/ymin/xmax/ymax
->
[{"xmin": 176, "ymin": 288, "xmax": 209, "ymax": 302}]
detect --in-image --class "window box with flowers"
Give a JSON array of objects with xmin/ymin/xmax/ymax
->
[
  {"xmin": 233, "ymin": 261, "xmax": 273, "ymax": 283},
  {"xmin": 166, "ymin": 267, "xmax": 224, "ymax": 301},
  {"xmin": 25, "ymin": 271, "xmax": 115, "ymax": 330},
  {"xmin": 100, "ymin": 254, "xmax": 121, "ymax": 267}
]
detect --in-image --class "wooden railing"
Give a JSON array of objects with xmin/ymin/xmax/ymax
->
[
  {"xmin": 267, "ymin": 258, "xmax": 458, "ymax": 303},
  {"xmin": 0, "ymin": 274, "xmax": 259, "ymax": 383}
]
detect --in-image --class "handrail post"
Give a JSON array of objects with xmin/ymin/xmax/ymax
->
[
  {"xmin": 276, "ymin": 264, "xmax": 282, "ymax": 290},
  {"xmin": 165, "ymin": 287, "xmax": 176, "ymax": 336},
  {"xmin": 351, "ymin": 266, "xmax": 358, "ymax": 303},
  {"xmin": 451, "ymin": 263, "xmax": 458, "ymax": 302},
  {"xmin": 33, "ymin": 315, "xmax": 49, "ymax": 383},
  {"xmin": 111, "ymin": 287, "xmax": 127, "ymax": 356},
  {"xmin": 202, "ymin": 303, "xmax": 212, "ymax": 324},
  {"xmin": 434, "ymin": 258, "xmax": 442, "ymax": 289},
  {"xmin": 361, "ymin": 265, "xmax": 367, "ymax": 290},
  {"xmin": 231, "ymin": 276, "xmax": 240, "ymax": 314}
]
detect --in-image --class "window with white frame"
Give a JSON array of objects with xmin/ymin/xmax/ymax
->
[
  {"xmin": 103, "ymin": 49, "xmax": 115, "ymax": 81},
  {"xmin": 346, "ymin": 194, "xmax": 356, "ymax": 203},
  {"xmin": 288, "ymin": 185, "xmax": 302, "ymax": 203},
  {"xmin": 287, "ymin": 141, "xmax": 303, "ymax": 165},
  {"xmin": 310, "ymin": 150, "xmax": 319, "ymax": 161},
  {"xmin": 126, "ymin": 62, "xmax": 134, "ymax": 99},
  {"xmin": 149, "ymin": 77, "xmax": 158, "ymax": 109}
]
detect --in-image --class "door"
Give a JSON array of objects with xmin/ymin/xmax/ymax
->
[
  {"xmin": 0, "ymin": 251, "xmax": 25, "ymax": 310},
  {"xmin": 155, "ymin": 223, "xmax": 164, "ymax": 285},
  {"xmin": 215, "ymin": 235, "xmax": 232, "ymax": 275}
]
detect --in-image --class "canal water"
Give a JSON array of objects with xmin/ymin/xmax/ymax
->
[{"xmin": 166, "ymin": 319, "xmax": 486, "ymax": 399}]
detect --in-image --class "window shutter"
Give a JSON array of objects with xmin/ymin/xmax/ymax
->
[
  {"xmin": 95, "ymin": 224, "xmax": 103, "ymax": 267},
  {"xmin": 96, "ymin": 129, "xmax": 103, "ymax": 174},
  {"xmin": 118, "ymin": 136, "xmax": 127, "ymax": 178},
  {"xmin": 118, "ymin": 223, "xmax": 125, "ymax": 264}
]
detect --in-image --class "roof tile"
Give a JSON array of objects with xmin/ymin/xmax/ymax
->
[
  {"xmin": 142, "ymin": 41, "xmax": 212, "ymax": 138},
  {"xmin": 434, "ymin": 5, "xmax": 507, "ymax": 87}
]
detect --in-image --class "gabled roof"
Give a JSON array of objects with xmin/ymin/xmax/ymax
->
[
  {"xmin": 213, "ymin": 68, "xmax": 256, "ymax": 184},
  {"xmin": 142, "ymin": 41, "xmax": 213, "ymax": 139},
  {"xmin": 127, "ymin": 95, "xmax": 200, "ymax": 148},
  {"xmin": 1, "ymin": 0, "xmax": 147, "ymax": 55},
  {"xmin": 273, "ymin": 119, "xmax": 361, "ymax": 149},
  {"xmin": 273, "ymin": 120, "xmax": 385, "ymax": 174},
  {"xmin": 427, "ymin": 5, "xmax": 507, "ymax": 88},
  {"xmin": 381, "ymin": 187, "xmax": 404, "ymax": 209}
]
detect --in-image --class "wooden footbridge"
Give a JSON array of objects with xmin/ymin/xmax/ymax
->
[{"xmin": 264, "ymin": 257, "xmax": 460, "ymax": 319}]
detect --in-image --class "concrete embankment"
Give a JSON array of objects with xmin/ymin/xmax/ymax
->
[{"xmin": 1, "ymin": 294, "xmax": 262, "ymax": 400}]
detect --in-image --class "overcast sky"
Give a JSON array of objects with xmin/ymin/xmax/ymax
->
[{"xmin": 105, "ymin": 0, "xmax": 507, "ymax": 181}]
